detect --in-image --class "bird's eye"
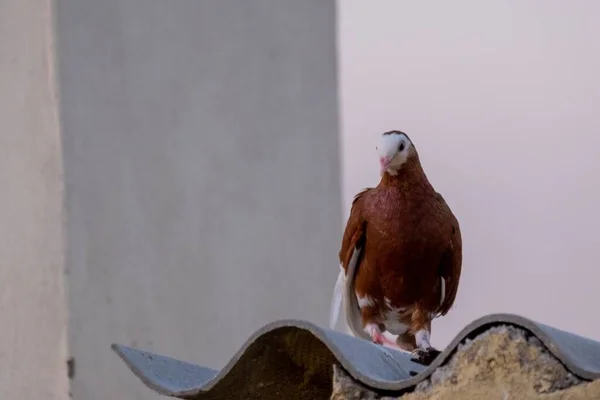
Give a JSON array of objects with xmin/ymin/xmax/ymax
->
[{"xmin": 398, "ymin": 142, "xmax": 405, "ymax": 152}]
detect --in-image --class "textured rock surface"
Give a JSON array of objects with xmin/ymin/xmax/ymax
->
[
  {"xmin": 331, "ymin": 363, "xmax": 381, "ymax": 400},
  {"xmin": 331, "ymin": 326, "xmax": 600, "ymax": 399}
]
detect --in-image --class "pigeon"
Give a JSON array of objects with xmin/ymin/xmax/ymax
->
[{"xmin": 330, "ymin": 130, "xmax": 463, "ymax": 365}]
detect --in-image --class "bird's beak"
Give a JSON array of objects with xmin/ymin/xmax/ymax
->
[{"xmin": 379, "ymin": 156, "xmax": 391, "ymax": 176}]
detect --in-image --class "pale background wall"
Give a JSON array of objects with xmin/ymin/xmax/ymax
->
[
  {"xmin": 339, "ymin": 0, "xmax": 600, "ymax": 349},
  {"xmin": 0, "ymin": 0, "xmax": 69, "ymax": 399}
]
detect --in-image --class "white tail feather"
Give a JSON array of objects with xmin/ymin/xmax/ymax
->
[
  {"xmin": 433, "ymin": 277, "xmax": 446, "ymax": 319},
  {"xmin": 343, "ymin": 246, "xmax": 371, "ymax": 341},
  {"xmin": 329, "ymin": 267, "xmax": 345, "ymax": 329}
]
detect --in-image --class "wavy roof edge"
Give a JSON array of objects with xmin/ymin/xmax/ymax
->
[{"xmin": 111, "ymin": 313, "xmax": 600, "ymax": 398}]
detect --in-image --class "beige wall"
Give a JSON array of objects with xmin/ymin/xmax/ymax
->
[
  {"xmin": 0, "ymin": 0, "xmax": 69, "ymax": 399},
  {"xmin": 339, "ymin": 0, "xmax": 600, "ymax": 348}
]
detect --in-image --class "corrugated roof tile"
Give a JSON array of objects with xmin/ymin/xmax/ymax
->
[{"xmin": 111, "ymin": 313, "xmax": 600, "ymax": 399}]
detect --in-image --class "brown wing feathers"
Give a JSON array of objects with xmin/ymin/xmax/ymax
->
[
  {"xmin": 435, "ymin": 193, "xmax": 463, "ymax": 316},
  {"xmin": 339, "ymin": 188, "xmax": 371, "ymax": 271},
  {"xmin": 437, "ymin": 221, "xmax": 462, "ymax": 316}
]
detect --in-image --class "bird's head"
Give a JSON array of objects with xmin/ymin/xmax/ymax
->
[{"xmin": 376, "ymin": 130, "xmax": 415, "ymax": 176}]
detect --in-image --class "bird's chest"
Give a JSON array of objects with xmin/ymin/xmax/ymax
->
[
  {"xmin": 362, "ymin": 192, "xmax": 445, "ymax": 277},
  {"xmin": 364, "ymin": 193, "xmax": 432, "ymax": 246}
]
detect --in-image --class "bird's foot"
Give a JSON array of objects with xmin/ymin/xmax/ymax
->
[
  {"xmin": 410, "ymin": 347, "xmax": 441, "ymax": 366},
  {"xmin": 365, "ymin": 323, "xmax": 401, "ymax": 350},
  {"xmin": 411, "ymin": 328, "xmax": 439, "ymax": 365}
]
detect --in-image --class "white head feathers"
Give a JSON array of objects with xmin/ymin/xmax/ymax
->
[{"xmin": 376, "ymin": 131, "xmax": 413, "ymax": 176}]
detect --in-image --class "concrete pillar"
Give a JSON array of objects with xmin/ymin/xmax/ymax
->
[{"xmin": 2, "ymin": 1, "xmax": 340, "ymax": 399}]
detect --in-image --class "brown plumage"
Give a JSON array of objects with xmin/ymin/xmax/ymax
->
[{"xmin": 329, "ymin": 130, "xmax": 462, "ymax": 365}]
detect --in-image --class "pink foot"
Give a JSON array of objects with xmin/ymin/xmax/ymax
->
[{"xmin": 365, "ymin": 324, "xmax": 402, "ymax": 350}]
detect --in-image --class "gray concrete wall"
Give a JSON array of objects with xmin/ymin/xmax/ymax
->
[
  {"xmin": 0, "ymin": 0, "xmax": 70, "ymax": 399},
  {"xmin": 54, "ymin": 1, "xmax": 340, "ymax": 399}
]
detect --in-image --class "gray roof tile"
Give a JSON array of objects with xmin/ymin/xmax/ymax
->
[{"xmin": 111, "ymin": 313, "xmax": 600, "ymax": 399}]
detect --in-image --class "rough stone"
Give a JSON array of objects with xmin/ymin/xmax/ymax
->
[{"xmin": 331, "ymin": 363, "xmax": 383, "ymax": 400}]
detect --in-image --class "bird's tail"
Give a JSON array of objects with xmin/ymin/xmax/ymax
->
[
  {"xmin": 329, "ymin": 267, "xmax": 344, "ymax": 329},
  {"xmin": 343, "ymin": 246, "xmax": 371, "ymax": 341}
]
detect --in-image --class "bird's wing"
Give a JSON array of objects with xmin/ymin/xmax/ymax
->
[
  {"xmin": 329, "ymin": 188, "xmax": 371, "ymax": 340},
  {"xmin": 435, "ymin": 193, "xmax": 463, "ymax": 317},
  {"xmin": 338, "ymin": 188, "xmax": 371, "ymax": 266}
]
